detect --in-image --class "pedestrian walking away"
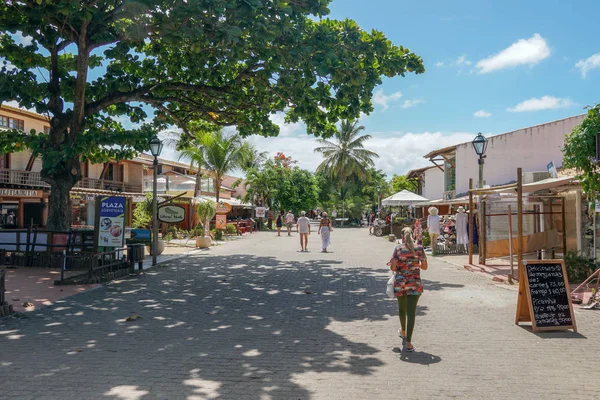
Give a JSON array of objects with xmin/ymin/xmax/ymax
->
[
  {"xmin": 368, "ymin": 212, "xmax": 375, "ymax": 235},
  {"xmin": 296, "ymin": 211, "xmax": 311, "ymax": 252},
  {"xmin": 285, "ymin": 210, "xmax": 295, "ymax": 236},
  {"xmin": 276, "ymin": 211, "xmax": 284, "ymax": 236},
  {"xmin": 318, "ymin": 212, "xmax": 333, "ymax": 252},
  {"xmin": 388, "ymin": 227, "xmax": 428, "ymax": 352}
]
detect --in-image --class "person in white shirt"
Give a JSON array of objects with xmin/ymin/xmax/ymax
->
[
  {"xmin": 285, "ymin": 210, "xmax": 295, "ymax": 236},
  {"xmin": 296, "ymin": 211, "xmax": 311, "ymax": 252}
]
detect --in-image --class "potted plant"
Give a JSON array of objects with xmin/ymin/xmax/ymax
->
[{"xmin": 195, "ymin": 200, "xmax": 216, "ymax": 248}]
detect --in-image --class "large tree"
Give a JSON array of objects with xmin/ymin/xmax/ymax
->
[
  {"xmin": 0, "ymin": 0, "xmax": 424, "ymax": 229},
  {"xmin": 314, "ymin": 120, "xmax": 379, "ymax": 184}
]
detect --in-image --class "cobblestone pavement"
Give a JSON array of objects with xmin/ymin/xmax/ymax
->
[{"xmin": 1, "ymin": 228, "xmax": 599, "ymax": 400}]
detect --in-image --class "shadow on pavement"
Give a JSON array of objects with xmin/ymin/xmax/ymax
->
[{"xmin": 1, "ymin": 253, "xmax": 462, "ymax": 399}]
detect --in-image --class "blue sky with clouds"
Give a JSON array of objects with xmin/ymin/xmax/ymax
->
[{"xmin": 245, "ymin": 0, "xmax": 600, "ymax": 176}]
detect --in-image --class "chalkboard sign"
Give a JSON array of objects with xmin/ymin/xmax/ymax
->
[{"xmin": 516, "ymin": 260, "xmax": 577, "ymax": 332}]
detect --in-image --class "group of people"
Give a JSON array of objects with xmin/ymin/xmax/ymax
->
[{"xmin": 274, "ymin": 210, "xmax": 333, "ymax": 253}]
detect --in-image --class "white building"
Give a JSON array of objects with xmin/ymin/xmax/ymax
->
[{"xmin": 410, "ymin": 114, "xmax": 585, "ymax": 200}]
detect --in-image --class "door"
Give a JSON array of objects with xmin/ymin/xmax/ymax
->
[{"xmin": 23, "ymin": 203, "xmax": 44, "ymax": 228}]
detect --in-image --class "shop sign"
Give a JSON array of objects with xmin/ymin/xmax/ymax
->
[
  {"xmin": 255, "ymin": 207, "xmax": 266, "ymax": 218},
  {"xmin": 216, "ymin": 214, "xmax": 227, "ymax": 229},
  {"xmin": 215, "ymin": 201, "xmax": 232, "ymax": 214},
  {"xmin": 158, "ymin": 205, "xmax": 186, "ymax": 223},
  {"xmin": 0, "ymin": 188, "xmax": 41, "ymax": 197},
  {"xmin": 96, "ymin": 196, "xmax": 126, "ymax": 248},
  {"xmin": 331, "ymin": 210, "xmax": 337, "ymax": 218}
]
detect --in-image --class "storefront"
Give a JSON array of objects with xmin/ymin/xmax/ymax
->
[{"xmin": 0, "ymin": 188, "xmax": 47, "ymax": 229}]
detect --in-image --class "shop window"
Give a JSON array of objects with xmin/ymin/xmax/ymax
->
[
  {"xmin": 444, "ymin": 157, "xmax": 456, "ymax": 192},
  {"xmin": 0, "ymin": 115, "xmax": 25, "ymax": 130},
  {"xmin": 0, "ymin": 204, "xmax": 19, "ymax": 228}
]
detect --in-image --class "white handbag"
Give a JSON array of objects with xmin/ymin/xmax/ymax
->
[{"xmin": 386, "ymin": 273, "xmax": 395, "ymax": 298}]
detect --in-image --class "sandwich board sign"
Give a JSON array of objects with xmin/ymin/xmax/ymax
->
[{"xmin": 516, "ymin": 260, "xmax": 577, "ymax": 332}]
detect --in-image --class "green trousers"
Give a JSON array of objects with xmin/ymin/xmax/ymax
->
[{"xmin": 397, "ymin": 295, "xmax": 420, "ymax": 342}]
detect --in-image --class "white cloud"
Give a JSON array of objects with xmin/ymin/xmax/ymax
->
[
  {"xmin": 575, "ymin": 53, "xmax": 600, "ymax": 78},
  {"xmin": 455, "ymin": 55, "xmax": 472, "ymax": 66},
  {"xmin": 474, "ymin": 110, "xmax": 492, "ymax": 118},
  {"xmin": 506, "ymin": 96, "xmax": 574, "ymax": 112},
  {"xmin": 435, "ymin": 61, "xmax": 445, "ymax": 67},
  {"xmin": 269, "ymin": 112, "xmax": 303, "ymax": 137},
  {"xmin": 402, "ymin": 99, "xmax": 424, "ymax": 109},
  {"xmin": 476, "ymin": 33, "xmax": 550, "ymax": 74},
  {"xmin": 372, "ymin": 88, "xmax": 402, "ymax": 111},
  {"xmin": 247, "ymin": 130, "xmax": 476, "ymax": 177}
]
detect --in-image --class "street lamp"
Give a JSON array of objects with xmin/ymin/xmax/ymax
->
[
  {"xmin": 149, "ymin": 135, "xmax": 163, "ymax": 266},
  {"xmin": 472, "ymin": 132, "xmax": 488, "ymax": 189},
  {"xmin": 376, "ymin": 185, "xmax": 381, "ymax": 212}
]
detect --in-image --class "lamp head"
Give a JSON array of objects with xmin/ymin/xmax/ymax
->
[
  {"xmin": 149, "ymin": 135, "xmax": 163, "ymax": 157},
  {"xmin": 472, "ymin": 132, "xmax": 488, "ymax": 157}
]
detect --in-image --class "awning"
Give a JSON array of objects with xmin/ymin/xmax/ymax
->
[
  {"xmin": 492, "ymin": 176, "xmax": 577, "ymax": 194},
  {"xmin": 70, "ymin": 187, "xmax": 140, "ymax": 199},
  {"xmin": 382, "ymin": 190, "xmax": 429, "ymax": 206}
]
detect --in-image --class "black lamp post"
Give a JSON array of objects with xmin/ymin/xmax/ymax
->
[
  {"xmin": 472, "ymin": 132, "xmax": 488, "ymax": 189},
  {"xmin": 376, "ymin": 185, "xmax": 381, "ymax": 212},
  {"xmin": 149, "ymin": 135, "xmax": 163, "ymax": 266}
]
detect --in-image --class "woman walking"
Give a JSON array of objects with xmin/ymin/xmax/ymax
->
[
  {"xmin": 276, "ymin": 211, "xmax": 284, "ymax": 236},
  {"xmin": 318, "ymin": 212, "xmax": 333, "ymax": 252},
  {"xmin": 389, "ymin": 227, "xmax": 428, "ymax": 352}
]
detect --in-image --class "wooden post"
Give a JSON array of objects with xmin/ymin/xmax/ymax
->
[
  {"xmin": 508, "ymin": 205, "xmax": 515, "ymax": 283},
  {"xmin": 561, "ymin": 197, "xmax": 567, "ymax": 258},
  {"xmin": 468, "ymin": 179, "xmax": 474, "ymax": 265},
  {"xmin": 517, "ymin": 167, "xmax": 523, "ymax": 273},
  {"xmin": 480, "ymin": 199, "xmax": 487, "ymax": 265}
]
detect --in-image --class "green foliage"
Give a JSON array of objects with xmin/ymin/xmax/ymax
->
[
  {"xmin": 196, "ymin": 201, "xmax": 216, "ymax": 224},
  {"xmin": 0, "ymin": 0, "xmax": 423, "ymax": 229},
  {"xmin": 422, "ymin": 231, "xmax": 431, "ymax": 247},
  {"xmin": 212, "ymin": 229, "xmax": 223, "ymax": 241},
  {"xmin": 563, "ymin": 105, "xmax": 600, "ymax": 201},
  {"xmin": 314, "ymin": 120, "xmax": 379, "ymax": 184},
  {"xmin": 564, "ymin": 250, "xmax": 597, "ymax": 283},
  {"xmin": 390, "ymin": 174, "xmax": 418, "ymax": 194},
  {"xmin": 225, "ymin": 223, "xmax": 237, "ymax": 235},
  {"xmin": 132, "ymin": 193, "xmax": 153, "ymax": 228}
]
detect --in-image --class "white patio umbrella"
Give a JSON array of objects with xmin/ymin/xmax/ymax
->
[{"xmin": 381, "ymin": 190, "xmax": 429, "ymax": 206}]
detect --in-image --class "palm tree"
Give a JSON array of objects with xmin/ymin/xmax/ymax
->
[
  {"xmin": 239, "ymin": 142, "xmax": 269, "ymax": 172},
  {"xmin": 243, "ymin": 166, "xmax": 277, "ymax": 207},
  {"xmin": 314, "ymin": 120, "xmax": 379, "ymax": 184},
  {"xmin": 200, "ymin": 129, "xmax": 245, "ymax": 202},
  {"xmin": 178, "ymin": 144, "xmax": 205, "ymax": 198}
]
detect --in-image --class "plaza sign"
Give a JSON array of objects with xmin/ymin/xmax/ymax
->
[
  {"xmin": 95, "ymin": 196, "xmax": 126, "ymax": 248},
  {"xmin": 158, "ymin": 205, "xmax": 186, "ymax": 224}
]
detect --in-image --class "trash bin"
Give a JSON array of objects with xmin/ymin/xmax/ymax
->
[{"xmin": 127, "ymin": 244, "xmax": 145, "ymax": 271}]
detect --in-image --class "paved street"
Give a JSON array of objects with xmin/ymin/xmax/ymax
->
[{"xmin": 1, "ymin": 227, "xmax": 599, "ymax": 400}]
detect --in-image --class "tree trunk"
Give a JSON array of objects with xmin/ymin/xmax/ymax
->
[
  {"xmin": 46, "ymin": 177, "xmax": 75, "ymax": 231},
  {"xmin": 194, "ymin": 169, "xmax": 202, "ymax": 198}
]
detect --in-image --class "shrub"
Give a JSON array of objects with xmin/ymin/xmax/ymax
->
[
  {"xmin": 564, "ymin": 251, "xmax": 597, "ymax": 283},
  {"xmin": 422, "ymin": 231, "xmax": 431, "ymax": 247},
  {"xmin": 225, "ymin": 223, "xmax": 237, "ymax": 235}
]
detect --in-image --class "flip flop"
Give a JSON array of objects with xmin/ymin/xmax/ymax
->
[
  {"xmin": 398, "ymin": 329, "xmax": 405, "ymax": 339},
  {"xmin": 404, "ymin": 346, "xmax": 415, "ymax": 352}
]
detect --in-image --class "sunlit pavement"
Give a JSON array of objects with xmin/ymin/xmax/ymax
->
[{"xmin": 1, "ymin": 228, "xmax": 599, "ymax": 399}]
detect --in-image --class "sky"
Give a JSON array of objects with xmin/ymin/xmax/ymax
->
[
  {"xmin": 5, "ymin": 0, "xmax": 600, "ymax": 178},
  {"xmin": 240, "ymin": 0, "xmax": 600, "ymax": 177}
]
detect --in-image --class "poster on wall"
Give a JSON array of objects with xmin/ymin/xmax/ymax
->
[
  {"xmin": 255, "ymin": 207, "xmax": 266, "ymax": 218},
  {"xmin": 216, "ymin": 214, "xmax": 227, "ymax": 230},
  {"xmin": 96, "ymin": 196, "xmax": 126, "ymax": 248}
]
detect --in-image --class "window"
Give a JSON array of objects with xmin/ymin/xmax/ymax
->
[
  {"xmin": 44, "ymin": 126, "xmax": 50, "ymax": 134},
  {"xmin": 444, "ymin": 157, "xmax": 456, "ymax": 192},
  {"xmin": 0, "ymin": 115, "xmax": 25, "ymax": 130}
]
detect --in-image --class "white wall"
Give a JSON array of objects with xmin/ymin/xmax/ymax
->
[
  {"xmin": 455, "ymin": 115, "xmax": 584, "ymax": 195},
  {"xmin": 423, "ymin": 167, "xmax": 444, "ymax": 200}
]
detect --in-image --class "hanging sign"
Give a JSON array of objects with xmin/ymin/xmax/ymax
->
[
  {"xmin": 158, "ymin": 205, "xmax": 186, "ymax": 223},
  {"xmin": 215, "ymin": 201, "xmax": 232, "ymax": 214},
  {"xmin": 331, "ymin": 210, "xmax": 337, "ymax": 218},
  {"xmin": 255, "ymin": 207, "xmax": 266, "ymax": 218},
  {"xmin": 215, "ymin": 214, "xmax": 227, "ymax": 230},
  {"xmin": 516, "ymin": 260, "xmax": 577, "ymax": 332},
  {"xmin": 96, "ymin": 196, "xmax": 126, "ymax": 248}
]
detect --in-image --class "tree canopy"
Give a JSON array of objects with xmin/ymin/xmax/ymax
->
[
  {"xmin": 563, "ymin": 104, "xmax": 600, "ymax": 200},
  {"xmin": 0, "ymin": 0, "xmax": 424, "ymax": 229}
]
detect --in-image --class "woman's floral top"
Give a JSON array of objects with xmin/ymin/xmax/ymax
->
[{"xmin": 390, "ymin": 244, "xmax": 426, "ymax": 296}]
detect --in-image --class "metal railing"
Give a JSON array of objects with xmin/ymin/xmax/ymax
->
[
  {"xmin": 58, "ymin": 248, "xmax": 129, "ymax": 284},
  {"xmin": 0, "ymin": 169, "xmax": 142, "ymax": 193}
]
